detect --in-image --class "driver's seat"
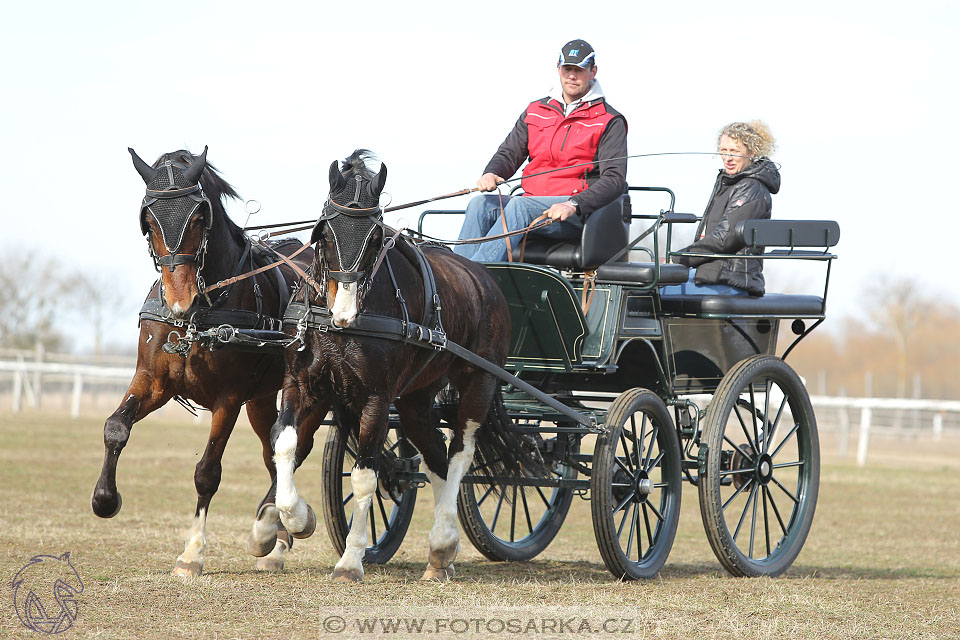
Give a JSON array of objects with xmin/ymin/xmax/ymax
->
[{"xmin": 509, "ymin": 194, "xmax": 631, "ymax": 270}]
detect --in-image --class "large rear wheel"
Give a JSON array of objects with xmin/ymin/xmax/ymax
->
[
  {"xmin": 321, "ymin": 424, "xmax": 418, "ymax": 564},
  {"xmin": 698, "ymin": 355, "xmax": 820, "ymax": 577},
  {"xmin": 591, "ymin": 388, "xmax": 682, "ymax": 580}
]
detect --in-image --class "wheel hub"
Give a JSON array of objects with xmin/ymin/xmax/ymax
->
[{"xmin": 756, "ymin": 453, "xmax": 774, "ymax": 485}]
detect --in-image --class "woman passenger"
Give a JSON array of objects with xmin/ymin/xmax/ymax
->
[{"xmin": 669, "ymin": 120, "xmax": 779, "ymax": 297}]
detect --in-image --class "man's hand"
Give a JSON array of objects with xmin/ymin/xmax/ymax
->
[
  {"xmin": 477, "ymin": 173, "xmax": 505, "ymax": 192},
  {"xmin": 544, "ymin": 201, "xmax": 577, "ymax": 222}
]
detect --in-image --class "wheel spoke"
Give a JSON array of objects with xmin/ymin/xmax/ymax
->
[
  {"xmin": 765, "ymin": 395, "xmax": 788, "ymax": 455},
  {"xmin": 370, "ymin": 502, "xmax": 377, "ymax": 543},
  {"xmin": 722, "ymin": 477, "xmax": 753, "ymax": 511},
  {"xmin": 733, "ymin": 404, "xmax": 756, "ymax": 450},
  {"xmin": 642, "ymin": 502, "xmax": 655, "ymax": 552},
  {"xmin": 749, "ymin": 384, "xmax": 760, "ymax": 448},
  {"xmin": 519, "ymin": 485, "xmax": 534, "ymax": 536},
  {"xmin": 342, "ymin": 492, "xmax": 354, "ymax": 507},
  {"xmin": 748, "ymin": 476, "xmax": 760, "ymax": 558},
  {"xmin": 510, "ymin": 484, "xmax": 518, "ymax": 542},
  {"xmin": 619, "ymin": 430, "xmax": 636, "ymax": 474},
  {"xmin": 625, "ymin": 502, "xmax": 638, "ymax": 561},
  {"xmin": 376, "ymin": 492, "xmax": 391, "ymax": 532},
  {"xmin": 489, "ymin": 487, "xmax": 507, "ymax": 533},
  {"xmin": 723, "ymin": 433, "xmax": 750, "ymax": 454},
  {"xmin": 719, "ymin": 467, "xmax": 756, "ymax": 478},
  {"xmin": 614, "ymin": 456, "xmax": 633, "ymax": 477},
  {"xmin": 733, "ymin": 483, "xmax": 758, "ymax": 542},
  {"xmin": 771, "ymin": 475, "xmax": 800, "ymax": 504},
  {"xmin": 772, "ymin": 460, "xmax": 804, "ymax": 470},
  {"xmin": 646, "ymin": 499, "xmax": 665, "ymax": 524},
  {"xmin": 613, "ymin": 491, "xmax": 634, "ymax": 515},
  {"xmin": 771, "ymin": 423, "xmax": 800, "ymax": 458},
  {"xmin": 645, "ymin": 450, "xmax": 665, "ymax": 473},
  {"xmin": 616, "ymin": 500, "xmax": 632, "ymax": 537},
  {"xmin": 534, "ymin": 485, "xmax": 551, "ymax": 510},
  {"xmin": 761, "ymin": 378, "xmax": 771, "ymax": 452},
  {"xmin": 764, "ymin": 485, "xmax": 789, "ymax": 536},
  {"xmin": 762, "ymin": 484, "xmax": 771, "ymax": 557},
  {"xmin": 476, "ymin": 483, "xmax": 495, "ymax": 507},
  {"xmin": 643, "ymin": 426, "xmax": 659, "ymax": 470}
]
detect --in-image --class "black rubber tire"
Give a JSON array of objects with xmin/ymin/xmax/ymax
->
[
  {"xmin": 321, "ymin": 425, "xmax": 417, "ymax": 564},
  {"xmin": 457, "ymin": 437, "xmax": 575, "ymax": 562},
  {"xmin": 698, "ymin": 355, "xmax": 820, "ymax": 577},
  {"xmin": 591, "ymin": 388, "xmax": 682, "ymax": 580}
]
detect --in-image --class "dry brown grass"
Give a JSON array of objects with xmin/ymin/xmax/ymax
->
[{"xmin": 1, "ymin": 410, "xmax": 958, "ymax": 639}]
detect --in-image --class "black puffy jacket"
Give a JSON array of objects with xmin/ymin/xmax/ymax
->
[{"xmin": 677, "ymin": 159, "xmax": 780, "ymax": 296}]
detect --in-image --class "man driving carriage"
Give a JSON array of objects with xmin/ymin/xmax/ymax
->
[{"xmin": 454, "ymin": 39, "xmax": 628, "ymax": 262}]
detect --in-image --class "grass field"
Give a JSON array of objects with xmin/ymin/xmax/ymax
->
[{"xmin": 1, "ymin": 409, "xmax": 958, "ymax": 639}]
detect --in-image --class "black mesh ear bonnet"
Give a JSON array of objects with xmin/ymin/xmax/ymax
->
[
  {"xmin": 130, "ymin": 146, "xmax": 212, "ymax": 253},
  {"xmin": 311, "ymin": 152, "xmax": 387, "ymax": 273}
]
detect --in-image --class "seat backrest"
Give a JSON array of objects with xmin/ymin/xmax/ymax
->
[
  {"xmin": 511, "ymin": 193, "xmax": 631, "ymax": 269},
  {"xmin": 735, "ymin": 219, "xmax": 840, "ymax": 250}
]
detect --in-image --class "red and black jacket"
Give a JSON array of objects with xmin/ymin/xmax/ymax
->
[{"xmin": 483, "ymin": 96, "xmax": 628, "ymax": 218}]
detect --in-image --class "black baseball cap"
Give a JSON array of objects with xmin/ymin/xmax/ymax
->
[{"xmin": 558, "ymin": 40, "xmax": 596, "ymax": 68}]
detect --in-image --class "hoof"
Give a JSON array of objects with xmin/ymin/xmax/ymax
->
[
  {"xmin": 255, "ymin": 556, "xmax": 284, "ymax": 572},
  {"xmin": 421, "ymin": 564, "xmax": 455, "ymax": 581},
  {"xmin": 332, "ymin": 567, "xmax": 363, "ymax": 582},
  {"xmin": 427, "ymin": 543, "xmax": 459, "ymax": 570},
  {"xmin": 91, "ymin": 491, "xmax": 122, "ymax": 519},
  {"xmin": 290, "ymin": 503, "xmax": 317, "ymax": 540},
  {"xmin": 172, "ymin": 559, "xmax": 202, "ymax": 578}
]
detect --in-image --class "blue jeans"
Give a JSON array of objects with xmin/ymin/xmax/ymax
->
[
  {"xmin": 660, "ymin": 270, "xmax": 748, "ymax": 296},
  {"xmin": 454, "ymin": 194, "xmax": 583, "ymax": 262}
]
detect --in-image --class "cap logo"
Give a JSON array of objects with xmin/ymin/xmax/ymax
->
[{"xmin": 569, "ymin": 49, "xmax": 579, "ymax": 56}]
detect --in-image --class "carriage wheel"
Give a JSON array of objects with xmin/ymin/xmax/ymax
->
[
  {"xmin": 591, "ymin": 388, "xmax": 682, "ymax": 580},
  {"xmin": 698, "ymin": 355, "xmax": 820, "ymax": 577},
  {"xmin": 321, "ymin": 424, "xmax": 418, "ymax": 564},
  {"xmin": 457, "ymin": 434, "xmax": 576, "ymax": 562}
]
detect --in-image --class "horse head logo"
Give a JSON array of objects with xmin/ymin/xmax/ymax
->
[{"xmin": 11, "ymin": 552, "xmax": 84, "ymax": 634}]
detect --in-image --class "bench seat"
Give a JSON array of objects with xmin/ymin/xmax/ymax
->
[{"xmin": 658, "ymin": 293, "xmax": 825, "ymax": 317}]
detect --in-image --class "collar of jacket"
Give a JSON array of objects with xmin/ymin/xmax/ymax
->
[
  {"xmin": 719, "ymin": 157, "xmax": 781, "ymax": 194},
  {"xmin": 549, "ymin": 79, "xmax": 605, "ymax": 116}
]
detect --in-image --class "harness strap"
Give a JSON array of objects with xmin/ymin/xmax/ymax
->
[
  {"xmin": 255, "ymin": 239, "xmax": 324, "ymax": 296},
  {"xmin": 203, "ymin": 241, "xmax": 312, "ymax": 294}
]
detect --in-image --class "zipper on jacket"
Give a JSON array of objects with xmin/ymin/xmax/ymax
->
[{"xmin": 559, "ymin": 124, "xmax": 571, "ymax": 151}]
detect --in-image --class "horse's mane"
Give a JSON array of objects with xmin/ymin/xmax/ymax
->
[
  {"xmin": 154, "ymin": 149, "xmax": 242, "ymax": 234},
  {"xmin": 340, "ymin": 149, "xmax": 380, "ymax": 180}
]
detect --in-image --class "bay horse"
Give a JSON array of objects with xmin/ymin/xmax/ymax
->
[
  {"xmin": 269, "ymin": 150, "xmax": 544, "ymax": 581},
  {"xmin": 91, "ymin": 147, "xmax": 323, "ymax": 576}
]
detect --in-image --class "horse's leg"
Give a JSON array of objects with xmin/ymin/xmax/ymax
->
[
  {"xmin": 272, "ymin": 394, "xmax": 328, "ymax": 539},
  {"xmin": 249, "ymin": 397, "xmax": 328, "ymax": 569},
  {"xmin": 172, "ymin": 400, "xmax": 242, "ymax": 577},
  {"xmin": 393, "ymin": 390, "xmax": 465, "ymax": 581},
  {"xmin": 92, "ymin": 370, "xmax": 170, "ymax": 518},
  {"xmin": 243, "ymin": 395, "xmax": 288, "ymax": 571},
  {"xmin": 332, "ymin": 397, "xmax": 390, "ymax": 582}
]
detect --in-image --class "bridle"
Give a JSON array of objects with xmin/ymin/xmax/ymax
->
[{"xmin": 312, "ymin": 174, "xmax": 391, "ymax": 307}]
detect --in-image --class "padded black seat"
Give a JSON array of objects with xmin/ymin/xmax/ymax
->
[
  {"xmin": 658, "ymin": 293, "xmax": 825, "ymax": 316},
  {"xmin": 512, "ymin": 194, "xmax": 630, "ymax": 269},
  {"xmin": 595, "ymin": 262, "xmax": 690, "ymax": 285}
]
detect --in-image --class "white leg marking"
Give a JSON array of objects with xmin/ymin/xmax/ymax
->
[
  {"xmin": 177, "ymin": 507, "xmax": 207, "ymax": 566},
  {"xmin": 428, "ymin": 420, "xmax": 480, "ymax": 567},
  {"xmin": 274, "ymin": 426, "xmax": 308, "ymax": 532},
  {"xmin": 333, "ymin": 467, "xmax": 378, "ymax": 579},
  {"xmin": 331, "ymin": 282, "xmax": 358, "ymax": 328},
  {"xmin": 255, "ymin": 535, "xmax": 288, "ymax": 571},
  {"xmin": 248, "ymin": 503, "xmax": 280, "ymax": 553}
]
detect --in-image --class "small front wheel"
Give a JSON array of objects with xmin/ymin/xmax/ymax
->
[{"xmin": 591, "ymin": 388, "xmax": 682, "ymax": 580}]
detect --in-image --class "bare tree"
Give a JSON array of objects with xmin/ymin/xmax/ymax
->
[
  {"xmin": 864, "ymin": 275, "xmax": 926, "ymax": 399},
  {"xmin": 0, "ymin": 248, "xmax": 69, "ymax": 351},
  {"xmin": 68, "ymin": 272, "xmax": 133, "ymax": 358}
]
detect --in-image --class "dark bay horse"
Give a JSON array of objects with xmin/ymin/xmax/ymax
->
[
  {"xmin": 91, "ymin": 147, "xmax": 322, "ymax": 576},
  {"xmin": 269, "ymin": 150, "xmax": 544, "ymax": 581}
]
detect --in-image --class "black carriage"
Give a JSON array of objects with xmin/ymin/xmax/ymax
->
[{"xmin": 314, "ymin": 186, "xmax": 838, "ymax": 580}]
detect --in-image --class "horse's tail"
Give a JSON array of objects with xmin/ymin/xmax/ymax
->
[{"xmin": 472, "ymin": 387, "xmax": 550, "ymax": 495}]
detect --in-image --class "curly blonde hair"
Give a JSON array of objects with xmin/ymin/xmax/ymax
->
[{"xmin": 717, "ymin": 120, "xmax": 776, "ymax": 158}]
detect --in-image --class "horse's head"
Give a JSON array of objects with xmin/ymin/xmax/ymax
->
[
  {"xmin": 129, "ymin": 146, "xmax": 219, "ymax": 318},
  {"xmin": 311, "ymin": 149, "xmax": 388, "ymax": 328}
]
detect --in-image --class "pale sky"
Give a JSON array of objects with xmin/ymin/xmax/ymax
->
[{"xmin": 2, "ymin": 1, "xmax": 957, "ymax": 350}]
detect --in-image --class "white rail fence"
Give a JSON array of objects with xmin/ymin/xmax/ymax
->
[{"xmin": 1, "ymin": 359, "xmax": 958, "ymax": 466}]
